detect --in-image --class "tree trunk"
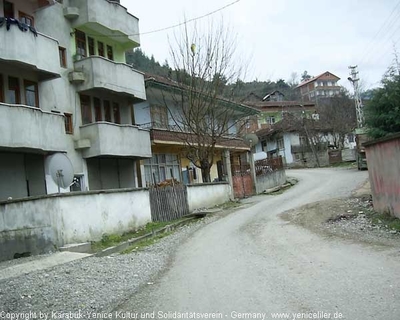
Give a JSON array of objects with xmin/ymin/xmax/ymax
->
[{"xmin": 201, "ymin": 167, "xmax": 211, "ymax": 183}]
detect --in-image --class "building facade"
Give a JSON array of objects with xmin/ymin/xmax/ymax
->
[
  {"xmin": 0, "ymin": 0, "xmax": 151, "ymax": 201},
  {"xmin": 134, "ymin": 75, "xmax": 259, "ymax": 186},
  {"xmin": 296, "ymin": 71, "xmax": 341, "ymax": 102}
]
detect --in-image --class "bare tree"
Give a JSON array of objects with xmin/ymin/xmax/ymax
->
[
  {"xmin": 158, "ymin": 20, "xmax": 251, "ymax": 182},
  {"xmin": 317, "ymin": 92, "xmax": 357, "ymax": 149}
]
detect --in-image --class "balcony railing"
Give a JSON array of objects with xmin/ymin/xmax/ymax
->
[
  {"xmin": 67, "ymin": 0, "xmax": 140, "ymax": 49},
  {"xmin": 0, "ymin": 19, "xmax": 60, "ymax": 80},
  {"xmin": 0, "ymin": 103, "xmax": 66, "ymax": 152},
  {"xmin": 79, "ymin": 122, "xmax": 151, "ymax": 158},
  {"xmin": 72, "ymin": 56, "xmax": 146, "ymax": 100}
]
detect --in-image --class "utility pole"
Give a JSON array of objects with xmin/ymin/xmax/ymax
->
[{"xmin": 348, "ymin": 65, "xmax": 364, "ymax": 129}]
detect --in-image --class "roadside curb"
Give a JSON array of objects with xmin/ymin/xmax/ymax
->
[{"xmin": 94, "ymin": 216, "xmax": 202, "ymax": 257}]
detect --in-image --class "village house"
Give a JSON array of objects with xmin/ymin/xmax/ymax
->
[{"xmin": 0, "ymin": 0, "xmax": 151, "ymax": 201}]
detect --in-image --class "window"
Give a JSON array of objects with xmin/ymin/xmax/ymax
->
[
  {"xmin": 19, "ymin": 11, "xmax": 34, "ymax": 26},
  {"xmin": 144, "ymin": 154, "xmax": 181, "ymax": 186},
  {"xmin": 98, "ymin": 41, "xmax": 104, "ymax": 57},
  {"xmin": 113, "ymin": 102, "xmax": 120, "ymax": 124},
  {"xmin": 0, "ymin": 74, "xmax": 4, "ymax": 103},
  {"xmin": 59, "ymin": 47, "xmax": 67, "ymax": 68},
  {"xmin": 347, "ymin": 133, "xmax": 355, "ymax": 143},
  {"xmin": 266, "ymin": 116, "xmax": 275, "ymax": 125},
  {"xmin": 104, "ymin": 100, "xmax": 112, "ymax": 122},
  {"xmin": 24, "ymin": 80, "xmax": 39, "ymax": 107},
  {"xmin": 94, "ymin": 97, "xmax": 102, "ymax": 122},
  {"xmin": 150, "ymin": 105, "xmax": 168, "ymax": 128},
  {"xmin": 64, "ymin": 113, "xmax": 73, "ymax": 134},
  {"xmin": 107, "ymin": 45, "xmax": 113, "ymax": 60},
  {"xmin": 4, "ymin": 1, "xmax": 14, "ymax": 18},
  {"xmin": 277, "ymin": 138, "xmax": 284, "ymax": 150},
  {"xmin": 299, "ymin": 136, "xmax": 307, "ymax": 146},
  {"xmin": 75, "ymin": 30, "xmax": 86, "ymax": 57},
  {"xmin": 88, "ymin": 37, "xmax": 95, "ymax": 56},
  {"xmin": 7, "ymin": 77, "xmax": 20, "ymax": 104},
  {"xmin": 80, "ymin": 95, "xmax": 92, "ymax": 124}
]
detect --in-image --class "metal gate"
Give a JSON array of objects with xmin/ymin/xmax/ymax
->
[
  {"xmin": 149, "ymin": 183, "xmax": 189, "ymax": 222},
  {"xmin": 231, "ymin": 163, "xmax": 253, "ymax": 199}
]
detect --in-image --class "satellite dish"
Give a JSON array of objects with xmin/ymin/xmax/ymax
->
[
  {"xmin": 45, "ymin": 153, "xmax": 74, "ymax": 192},
  {"xmin": 243, "ymin": 133, "xmax": 259, "ymax": 147}
]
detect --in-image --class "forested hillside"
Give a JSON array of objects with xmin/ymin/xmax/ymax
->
[{"xmin": 126, "ymin": 49, "xmax": 300, "ymax": 101}]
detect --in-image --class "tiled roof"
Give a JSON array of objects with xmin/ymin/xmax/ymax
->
[
  {"xmin": 144, "ymin": 73, "xmax": 260, "ymax": 116},
  {"xmin": 295, "ymin": 71, "xmax": 341, "ymax": 88}
]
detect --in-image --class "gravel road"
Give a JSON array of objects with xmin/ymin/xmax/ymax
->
[
  {"xmin": 2, "ymin": 167, "xmax": 398, "ymax": 320},
  {"xmin": 116, "ymin": 168, "xmax": 400, "ymax": 320}
]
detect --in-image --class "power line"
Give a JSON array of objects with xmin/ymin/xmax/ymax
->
[
  {"xmin": 84, "ymin": 0, "xmax": 241, "ymax": 38},
  {"xmin": 359, "ymin": 0, "xmax": 400, "ymax": 65}
]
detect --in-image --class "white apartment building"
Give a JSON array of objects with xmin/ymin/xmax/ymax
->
[{"xmin": 0, "ymin": 0, "xmax": 151, "ymax": 201}]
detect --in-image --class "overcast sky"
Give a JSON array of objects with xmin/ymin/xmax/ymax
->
[{"xmin": 121, "ymin": 0, "xmax": 399, "ymax": 91}]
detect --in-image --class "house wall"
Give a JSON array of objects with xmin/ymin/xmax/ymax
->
[
  {"xmin": 365, "ymin": 135, "xmax": 400, "ymax": 219},
  {"xmin": 0, "ymin": 188, "xmax": 151, "ymax": 261},
  {"xmin": 255, "ymin": 169, "xmax": 286, "ymax": 194},
  {"xmin": 187, "ymin": 182, "xmax": 231, "ymax": 211}
]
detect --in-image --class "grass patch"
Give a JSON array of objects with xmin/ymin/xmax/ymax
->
[
  {"xmin": 213, "ymin": 200, "xmax": 242, "ymax": 210},
  {"xmin": 121, "ymin": 231, "xmax": 174, "ymax": 254},
  {"xmin": 368, "ymin": 211, "xmax": 400, "ymax": 232},
  {"xmin": 329, "ymin": 161, "xmax": 356, "ymax": 168},
  {"xmin": 91, "ymin": 220, "xmax": 186, "ymax": 252}
]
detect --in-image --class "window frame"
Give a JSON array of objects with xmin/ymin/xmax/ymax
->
[
  {"xmin": 4, "ymin": 1, "xmax": 14, "ymax": 18},
  {"xmin": 88, "ymin": 37, "xmax": 95, "ymax": 56},
  {"xmin": 104, "ymin": 100, "xmax": 112, "ymax": 122},
  {"xmin": 64, "ymin": 113, "xmax": 73, "ymax": 134},
  {"xmin": 0, "ymin": 74, "xmax": 4, "ymax": 103},
  {"xmin": 80, "ymin": 95, "xmax": 92, "ymax": 125},
  {"xmin": 8, "ymin": 76, "xmax": 21, "ymax": 104},
  {"xmin": 59, "ymin": 46, "xmax": 67, "ymax": 68},
  {"xmin": 93, "ymin": 97, "xmax": 102, "ymax": 122},
  {"xmin": 113, "ymin": 102, "xmax": 121, "ymax": 124},
  {"xmin": 19, "ymin": 11, "xmax": 34, "ymax": 26},
  {"xmin": 107, "ymin": 45, "xmax": 113, "ymax": 60},
  {"xmin": 75, "ymin": 30, "xmax": 87, "ymax": 58},
  {"xmin": 277, "ymin": 137, "xmax": 284, "ymax": 150},
  {"xmin": 24, "ymin": 80, "xmax": 39, "ymax": 108},
  {"xmin": 98, "ymin": 41, "xmax": 105, "ymax": 57}
]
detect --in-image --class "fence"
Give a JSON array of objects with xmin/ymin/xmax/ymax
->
[
  {"xmin": 254, "ymin": 156, "xmax": 284, "ymax": 176},
  {"xmin": 149, "ymin": 184, "xmax": 189, "ymax": 222}
]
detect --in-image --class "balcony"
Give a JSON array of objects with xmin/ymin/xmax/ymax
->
[
  {"xmin": 72, "ymin": 57, "xmax": 146, "ymax": 100},
  {"xmin": 68, "ymin": 0, "xmax": 140, "ymax": 49},
  {"xmin": 0, "ymin": 23, "xmax": 60, "ymax": 81},
  {"xmin": 0, "ymin": 103, "xmax": 67, "ymax": 153},
  {"xmin": 78, "ymin": 122, "xmax": 151, "ymax": 158}
]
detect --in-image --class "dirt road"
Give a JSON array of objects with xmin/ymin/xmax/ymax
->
[{"xmin": 116, "ymin": 168, "xmax": 400, "ymax": 320}]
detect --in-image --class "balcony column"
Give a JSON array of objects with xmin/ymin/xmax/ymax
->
[{"xmin": 223, "ymin": 149, "xmax": 234, "ymax": 200}]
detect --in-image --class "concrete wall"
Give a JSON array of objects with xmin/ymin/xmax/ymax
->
[
  {"xmin": 0, "ymin": 188, "xmax": 151, "ymax": 261},
  {"xmin": 187, "ymin": 182, "xmax": 231, "ymax": 211},
  {"xmin": 365, "ymin": 134, "xmax": 400, "ymax": 219},
  {"xmin": 255, "ymin": 169, "xmax": 286, "ymax": 194}
]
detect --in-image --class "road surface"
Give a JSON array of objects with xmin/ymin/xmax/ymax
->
[{"xmin": 116, "ymin": 168, "xmax": 400, "ymax": 320}]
